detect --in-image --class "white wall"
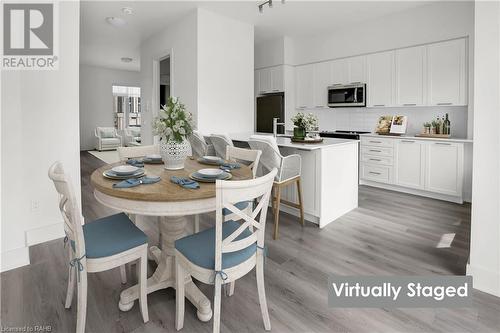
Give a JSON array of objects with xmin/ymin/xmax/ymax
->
[
  {"xmin": 79, "ymin": 64, "xmax": 140, "ymax": 150},
  {"xmin": 467, "ymin": 0, "xmax": 500, "ymax": 297},
  {"xmin": 140, "ymin": 8, "xmax": 254, "ymax": 142},
  {"xmin": 197, "ymin": 8, "xmax": 254, "ymax": 134},
  {"xmin": 1, "ymin": 1, "xmax": 80, "ymax": 272},
  {"xmin": 140, "ymin": 11, "xmax": 198, "ymax": 145}
]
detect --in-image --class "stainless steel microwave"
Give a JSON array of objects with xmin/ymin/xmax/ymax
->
[{"xmin": 327, "ymin": 83, "xmax": 366, "ymax": 107}]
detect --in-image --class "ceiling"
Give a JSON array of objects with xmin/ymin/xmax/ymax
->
[{"xmin": 80, "ymin": 1, "xmax": 429, "ymax": 71}]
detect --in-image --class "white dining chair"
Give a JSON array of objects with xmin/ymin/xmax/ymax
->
[
  {"xmin": 248, "ymin": 135, "xmax": 304, "ymax": 239},
  {"xmin": 48, "ymin": 161, "xmax": 149, "ymax": 333},
  {"xmin": 117, "ymin": 144, "xmax": 160, "ymax": 161},
  {"xmin": 225, "ymin": 146, "xmax": 262, "ymax": 178},
  {"xmin": 175, "ymin": 168, "xmax": 277, "ymax": 333},
  {"xmin": 208, "ymin": 134, "xmax": 234, "ymax": 159}
]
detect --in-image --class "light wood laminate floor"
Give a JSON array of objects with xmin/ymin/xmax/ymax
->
[{"xmin": 1, "ymin": 152, "xmax": 499, "ymax": 333}]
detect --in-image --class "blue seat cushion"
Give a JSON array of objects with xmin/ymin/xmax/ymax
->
[
  {"xmin": 222, "ymin": 201, "xmax": 250, "ymax": 216},
  {"xmin": 77, "ymin": 213, "xmax": 148, "ymax": 258},
  {"xmin": 175, "ymin": 220, "xmax": 256, "ymax": 269}
]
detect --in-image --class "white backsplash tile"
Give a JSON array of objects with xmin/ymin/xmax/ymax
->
[{"xmin": 290, "ymin": 106, "xmax": 468, "ymax": 137}]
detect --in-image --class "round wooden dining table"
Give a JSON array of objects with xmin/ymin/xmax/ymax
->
[{"xmin": 90, "ymin": 158, "xmax": 253, "ymax": 322}]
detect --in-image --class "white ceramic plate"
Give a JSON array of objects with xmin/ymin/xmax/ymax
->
[
  {"xmin": 202, "ymin": 156, "xmax": 221, "ymax": 162},
  {"xmin": 197, "ymin": 168, "xmax": 223, "ymax": 177},
  {"xmin": 111, "ymin": 165, "xmax": 139, "ymax": 175},
  {"xmin": 146, "ymin": 154, "xmax": 162, "ymax": 160}
]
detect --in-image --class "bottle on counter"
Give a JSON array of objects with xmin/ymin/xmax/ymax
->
[
  {"xmin": 436, "ymin": 117, "xmax": 442, "ymax": 134},
  {"xmin": 443, "ymin": 113, "xmax": 451, "ymax": 135}
]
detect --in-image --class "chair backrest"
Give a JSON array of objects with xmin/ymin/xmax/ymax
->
[
  {"xmin": 214, "ymin": 168, "xmax": 277, "ymax": 273},
  {"xmin": 117, "ymin": 144, "xmax": 160, "ymax": 161},
  {"xmin": 225, "ymin": 146, "xmax": 262, "ymax": 178},
  {"xmin": 48, "ymin": 162, "xmax": 85, "ymax": 258},
  {"xmin": 95, "ymin": 127, "xmax": 117, "ymax": 138},
  {"xmin": 248, "ymin": 135, "xmax": 283, "ymax": 179},
  {"xmin": 189, "ymin": 131, "xmax": 209, "ymax": 158},
  {"xmin": 209, "ymin": 134, "xmax": 234, "ymax": 158}
]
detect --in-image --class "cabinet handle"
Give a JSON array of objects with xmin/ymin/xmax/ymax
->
[
  {"xmin": 372, "ymin": 104, "xmax": 385, "ymax": 107},
  {"xmin": 403, "ymin": 103, "xmax": 416, "ymax": 106},
  {"xmin": 369, "ymin": 158, "xmax": 381, "ymax": 162},
  {"xmin": 259, "ymin": 91, "xmax": 266, "ymax": 94},
  {"xmin": 401, "ymin": 140, "xmax": 415, "ymax": 143},
  {"xmin": 272, "ymin": 89, "xmax": 280, "ymax": 92},
  {"xmin": 369, "ymin": 149, "xmax": 382, "ymax": 152},
  {"xmin": 437, "ymin": 102, "xmax": 453, "ymax": 105},
  {"xmin": 315, "ymin": 105, "xmax": 324, "ymax": 108},
  {"xmin": 369, "ymin": 171, "xmax": 381, "ymax": 175},
  {"xmin": 369, "ymin": 140, "xmax": 382, "ymax": 144},
  {"xmin": 435, "ymin": 142, "xmax": 452, "ymax": 145},
  {"xmin": 350, "ymin": 82, "xmax": 362, "ymax": 84}
]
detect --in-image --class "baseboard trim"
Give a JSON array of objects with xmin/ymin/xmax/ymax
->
[
  {"xmin": 467, "ymin": 263, "xmax": 500, "ymax": 297},
  {"xmin": 26, "ymin": 221, "xmax": 65, "ymax": 246},
  {"xmin": 1, "ymin": 247, "xmax": 30, "ymax": 272}
]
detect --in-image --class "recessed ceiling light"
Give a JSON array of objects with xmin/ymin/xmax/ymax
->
[
  {"xmin": 121, "ymin": 57, "xmax": 133, "ymax": 63},
  {"xmin": 106, "ymin": 17, "xmax": 126, "ymax": 27},
  {"xmin": 122, "ymin": 7, "xmax": 133, "ymax": 15}
]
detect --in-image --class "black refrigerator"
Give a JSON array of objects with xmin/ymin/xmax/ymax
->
[{"xmin": 256, "ymin": 93, "xmax": 285, "ymax": 134}]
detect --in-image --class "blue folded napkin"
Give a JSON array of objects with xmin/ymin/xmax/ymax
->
[
  {"xmin": 171, "ymin": 176, "xmax": 200, "ymax": 189},
  {"xmin": 113, "ymin": 176, "xmax": 161, "ymax": 188},
  {"xmin": 126, "ymin": 159, "xmax": 144, "ymax": 167},
  {"xmin": 219, "ymin": 162, "xmax": 240, "ymax": 169}
]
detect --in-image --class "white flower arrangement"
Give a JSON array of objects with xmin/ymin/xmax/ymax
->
[
  {"xmin": 291, "ymin": 112, "xmax": 319, "ymax": 131},
  {"xmin": 153, "ymin": 96, "xmax": 194, "ymax": 143}
]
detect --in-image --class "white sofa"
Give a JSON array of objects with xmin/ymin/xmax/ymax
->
[
  {"xmin": 123, "ymin": 127, "xmax": 142, "ymax": 147},
  {"xmin": 94, "ymin": 127, "xmax": 122, "ymax": 151}
]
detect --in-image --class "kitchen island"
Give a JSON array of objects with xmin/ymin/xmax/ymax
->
[{"xmin": 230, "ymin": 133, "xmax": 359, "ymax": 228}]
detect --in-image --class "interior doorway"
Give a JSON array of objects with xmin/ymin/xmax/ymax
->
[{"xmin": 159, "ymin": 57, "xmax": 170, "ymax": 107}]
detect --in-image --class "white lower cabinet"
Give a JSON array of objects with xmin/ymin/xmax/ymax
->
[
  {"xmin": 360, "ymin": 137, "xmax": 464, "ymax": 202},
  {"xmin": 395, "ymin": 139, "xmax": 425, "ymax": 189},
  {"xmin": 425, "ymin": 142, "xmax": 463, "ymax": 196}
]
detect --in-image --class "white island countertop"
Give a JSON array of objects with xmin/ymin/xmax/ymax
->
[
  {"xmin": 359, "ymin": 133, "xmax": 473, "ymax": 144},
  {"xmin": 229, "ymin": 132, "xmax": 358, "ymax": 151}
]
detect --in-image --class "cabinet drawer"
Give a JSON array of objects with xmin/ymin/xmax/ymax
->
[
  {"xmin": 361, "ymin": 146, "xmax": 394, "ymax": 157},
  {"xmin": 361, "ymin": 155, "xmax": 393, "ymax": 166},
  {"xmin": 361, "ymin": 164, "xmax": 392, "ymax": 183},
  {"xmin": 361, "ymin": 137, "xmax": 395, "ymax": 148}
]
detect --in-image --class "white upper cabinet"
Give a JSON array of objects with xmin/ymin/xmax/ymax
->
[
  {"xmin": 295, "ymin": 64, "xmax": 314, "ymax": 109},
  {"xmin": 330, "ymin": 59, "xmax": 348, "ymax": 85},
  {"xmin": 312, "ymin": 61, "xmax": 332, "ymax": 108},
  {"xmin": 347, "ymin": 56, "xmax": 367, "ymax": 83},
  {"xmin": 270, "ymin": 66, "xmax": 284, "ymax": 93},
  {"xmin": 367, "ymin": 51, "xmax": 394, "ymax": 107},
  {"xmin": 395, "ymin": 46, "xmax": 425, "ymax": 106},
  {"xmin": 427, "ymin": 39, "xmax": 467, "ymax": 106},
  {"xmin": 256, "ymin": 66, "xmax": 284, "ymax": 94}
]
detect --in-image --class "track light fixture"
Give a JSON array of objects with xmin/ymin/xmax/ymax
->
[{"xmin": 258, "ymin": 0, "xmax": 285, "ymax": 13}]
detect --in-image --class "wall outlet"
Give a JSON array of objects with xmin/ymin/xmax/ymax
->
[{"xmin": 31, "ymin": 200, "xmax": 40, "ymax": 213}]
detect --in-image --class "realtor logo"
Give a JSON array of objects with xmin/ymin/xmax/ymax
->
[{"xmin": 2, "ymin": 2, "xmax": 58, "ymax": 70}]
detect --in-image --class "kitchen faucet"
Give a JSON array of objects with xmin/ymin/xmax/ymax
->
[{"xmin": 273, "ymin": 118, "xmax": 285, "ymax": 138}]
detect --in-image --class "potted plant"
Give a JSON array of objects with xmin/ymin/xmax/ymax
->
[
  {"xmin": 431, "ymin": 120, "xmax": 438, "ymax": 135},
  {"xmin": 423, "ymin": 122, "xmax": 431, "ymax": 135},
  {"xmin": 304, "ymin": 113, "xmax": 319, "ymax": 139},
  {"xmin": 153, "ymin": 96, "xmax": 194, "ymax": 170},
  {"xmin": 291, "ymin": 112, "xmax": 306, "ymax": 139}
]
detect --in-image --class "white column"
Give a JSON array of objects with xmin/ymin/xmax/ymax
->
[{"xmin": 467, "ymin": 0, "xmax": 500, "ymax": 297}]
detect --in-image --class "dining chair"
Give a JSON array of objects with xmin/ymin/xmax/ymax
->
[
  {"xmin": 189, "ymin": 131, "xmax": 215, "ymax": 158},
  {"xmin": 208, "ymin": 134, "xmax": 234, "ymax": 159},
  {"xmin": 225, "ymin": 146, "xmax": 262, "ymax": 178},
  {"xmin": 48, "ymin": 161, "xmax": 149, "ymax": 333},
  {"xmin": 248, "ymin": 135, "xmax": 304, "ymax": 239},
  {"xmin": 175, "ymin": 168, "xmax": 277, "ymax": 333},
  {"xmin": 117, "ymin": 144, "xmax": 160, "ymax": 161}
]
